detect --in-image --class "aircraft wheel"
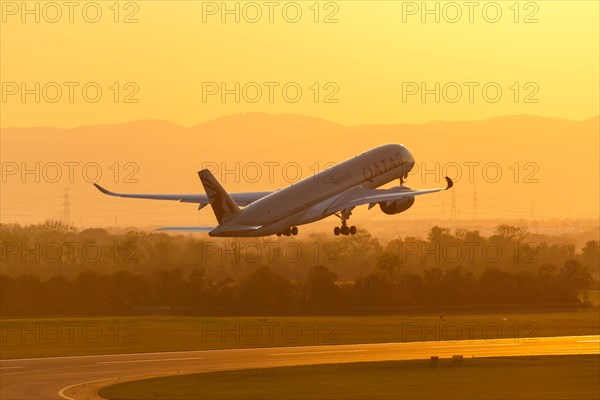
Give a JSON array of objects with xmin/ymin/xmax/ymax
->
[
  {"xmin": 350, "ymin": 226, "xmax": 357, "ymax": 235},
  {"xmin": 283, "ymin": 228, "xmax": 292, "ymax": 236},
  {"xmin": 291, "ymin": 226, "xmax": 298, "ymax": 235},
  {"xmin": 276, "ymin": 232, "xmax": 281, "ymax": 236},
  {"xmin": 341, "ymin": 226, "xmax": 350, "ymax": 235},
  {"xmin": 334, "ymin": 226, "xmax": 341, "ymax": 236}
]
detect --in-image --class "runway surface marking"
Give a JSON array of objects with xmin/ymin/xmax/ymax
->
[
  {"xmin": 97, "ymin": 357, "xmax": 204, "ymax": 365},
  {"xmin": 429, "ymin": 343, "xmax": 524, "ymax": 348},
  {"xmin": 58, "ymin": 377, "xmax": 124, "ymax": 400},
  {"xmin": 0, "ymin": 334, "xmax": 598, "ymax": 400},
  {"xmin": 270, "ymin": 350, "xmax": 368, "ymax": 356}
]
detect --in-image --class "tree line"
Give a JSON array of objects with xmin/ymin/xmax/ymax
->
[{"xmin": 0, "ymin": 221, "xmax": 597, "ymax": 315}]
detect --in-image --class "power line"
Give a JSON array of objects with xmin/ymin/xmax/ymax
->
[
  {"xmin": 62, "ymin": 188, "xmax": 71, "ymax": 225},
  {"xmin": 473, "ymin": 185, "xmax": 479, "ymax": 221},
  {"xmin": 450, "ymin": 188, "xmax": 457, "ymax": 222}
]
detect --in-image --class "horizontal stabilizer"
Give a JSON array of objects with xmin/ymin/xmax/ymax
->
[{"xmin": 156, "ymin": 226, "xmax": 215, "ymax": 232}]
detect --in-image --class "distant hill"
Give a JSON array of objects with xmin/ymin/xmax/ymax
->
[{"xmin": 1, "ymin": 114, "xmax": 598, "ymax": 227}]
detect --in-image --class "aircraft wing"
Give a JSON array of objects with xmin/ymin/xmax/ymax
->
[
  {"xmin": 93, "ymin": 183, "xmax": 271, "ymax": 209},
  {"xmin": 324, "ymin": 177, "xmax": 453, "ymax": 213}
]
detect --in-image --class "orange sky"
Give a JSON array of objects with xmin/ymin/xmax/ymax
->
[
  {"xmin": 1, "ymin": 1, "xmax": 599, "ymax": 228},
  {"xmin": 1, "ymin": 1, "xmax": 598, "ymax": 127}
]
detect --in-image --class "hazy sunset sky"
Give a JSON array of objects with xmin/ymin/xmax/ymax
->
[
  {"xmin": 1, "ymin": 1, "xmax": 598, "ymax": 128},
  {"xmin": 1, "ymin": 1, "xmax": 598, "ymax": 228}
]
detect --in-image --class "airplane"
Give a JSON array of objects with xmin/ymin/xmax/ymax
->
[{"xmin": 94, "ymin": 144, "xmax": 453, "ymax": 237}]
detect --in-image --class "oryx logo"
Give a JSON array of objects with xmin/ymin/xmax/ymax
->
[{"xmin": 199, "ymin": 169, "xmax": 240, "ymax": 223}]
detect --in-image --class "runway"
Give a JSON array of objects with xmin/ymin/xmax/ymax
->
[{"xmin": 1, "ymin": 335, "xmax": 599, "ymax": 400}]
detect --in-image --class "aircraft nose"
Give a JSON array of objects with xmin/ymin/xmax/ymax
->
[
  {"xmin": 397, "ymin": 145, "xmax": 415, "ymax": 183},
  {"xmin": 403, "ymin": 146, "xmax": 415, "ymax": 165}
]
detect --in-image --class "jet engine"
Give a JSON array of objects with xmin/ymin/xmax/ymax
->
[{"xmin": 378, "ymin": 187, "xmax": 415, "ymax": 215}]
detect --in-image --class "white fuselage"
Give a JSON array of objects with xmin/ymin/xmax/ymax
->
[{"xmin": 210, "ymin": 144, "xmax": 415, "ymax": 237}]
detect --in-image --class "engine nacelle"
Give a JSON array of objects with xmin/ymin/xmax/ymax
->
[{"xmin": 379, "ymin": 195, "xmax": 415, "ymax": 215}]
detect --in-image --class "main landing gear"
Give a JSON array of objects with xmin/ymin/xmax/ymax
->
[
  {"xmin": 276, "ymin": 226, "xmax": 298, "ymax": 236},
  {"xmin": 333, "ymin": 208, "xmax": 357, "ymax": 236},
  {"xmin": 334, "ymin": 223, "xmax": 357, "ymax": 236}
]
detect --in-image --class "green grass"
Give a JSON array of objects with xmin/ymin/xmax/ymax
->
[
  {"xmin": 584, "ymin": 289, "xmax": 600, "ymax": 306},
  {"xmin": 1, "ymin": 310, "xmax": 599, "ymax": 359},
  {"xmin": 100, "ymin": 355, "xmax": 600, "ymax": 400}
]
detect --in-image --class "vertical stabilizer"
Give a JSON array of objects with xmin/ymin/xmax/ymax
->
[{"xmin": 198, "ymin": 169, "xmax": 240, "ymax": 223}]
